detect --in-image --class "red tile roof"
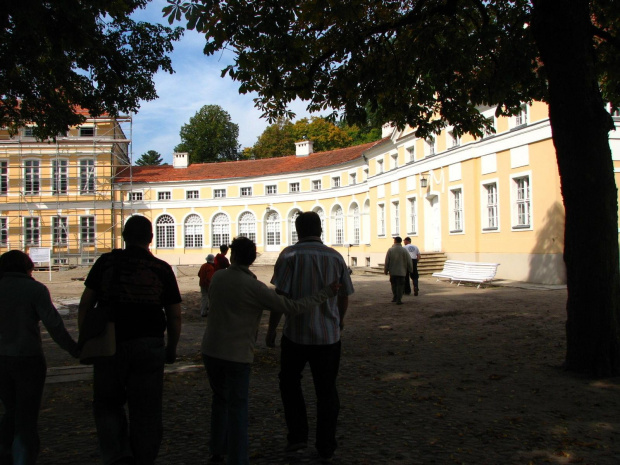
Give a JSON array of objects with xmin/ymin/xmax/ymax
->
[{"xmin": 116, "ymin": 138, "xmax": 389, "ymax": 183}]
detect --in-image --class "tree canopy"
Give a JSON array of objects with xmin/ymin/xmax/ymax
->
[
  {"xmin": 174, "ymin": 104, "xmax": 240, "ymax": 163},
  {"xmin": 1, "ymin": 1, "xmax": 182, "ymax": 140},
  {"xmin": 135, "ymin": 150, "xmax": 164, "ymax": 166},
  {"xmin": 166, "ymin": 0, "xmax": 620, "ymax": 376}
]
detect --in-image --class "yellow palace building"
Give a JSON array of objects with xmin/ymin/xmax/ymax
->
[{"xmin": 2, "ymin": 102, "xmax": 619, "ymax": 284}]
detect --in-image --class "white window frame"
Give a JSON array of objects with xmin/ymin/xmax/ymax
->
[
  {"xmin": 186, "ymin": 190, "xmax": 200, "ymax": 200},
  {"xmin": 24, "ymin": 217, "xmax": 40, "ymax": 246},
  {"xmin": 155, "ymin": 214, "xmax": 176, "ymax": 248},
  {"xmin": 511, "ymin": 173, "xmax": 532, "ymax": 230},
  {"xmin": 52, "ymin": 159, "xmax": 68, "ymax": 195},
  {"xmin": 266, "ymin": 184, "xmax": 277, "ymax": 195},
  {"xmin": 79, "ymin": 126, "xmax": 95, "ymax": 137},
  {"xmin": 24, "ymin": 159, "xmax": 40, "ymax": 195},
  {"xmin": 332, "ymin": 206, "xmax": 344, "ymax": 245},
  {"xmin": 240, "ymin": 186, "xmax": 252, "ymax": 197},
  {"xmin": 376, "ymin": 159, "xmax": 384, "ymax": 174},
  {"xmin": 406, "ymin": 146, "xmax": 415, "ymax": 163},
  {"xmin": 289, "ymin": 182, "xmax": 300, "ymax": 193},
  {"xmin": 128, "ymin": 191, "xmax": 143, "ymax": 201},
  {"xmin": 482, "ymin": 181, "xmax": 499, "ymax": 232},
  {"xmin": 448, "ymin": 129, "xmax": 460, "ymax": 148},
  {"xmin": 312, "ymin": 179, "xmax": 322, "ymax": 191},
  {"xmin": 158, "ymin": 191, "xmax": 171, "ymax": 201},
  {"xmin": 513, "ymin": 104, "xmax": 529, "ymax": 128},
  {"xmin": 391, "ymin": 153, "xmax": 398, "ymax": 170},
  {"xmin": 52, "ymin": 216, "xmax": 68, "ymax": 246},
  {"xmin": 0, "ymin": 217, "xmax": 8, "ymax": 246},
  {"xmin": 426, "ymin": 137, "xmax": 436, "ymax": 156},
  {"xmin": 351, "ymin": 205, "xmax": 360, "ymax": 245},
  {"xmin": 214, "ymin": 188, "xmax": 227, "ymax": 198},
  {"xmin": 238, "ymin": 212, "xmax": 257, "ymax": 242},
  {"xmin": 212, "ymin": 213, "xmax": 230, "ymax": 247},
  {"xmin": 349, "ymin": 173, "xmax": 356, "ymax": 185},
  {"xmin": 80, "ymin": 216, "xmax": 96, "ymax": 245},
  {"xmin": 377, "ymin": 203, "xmax": 386, "ymax": 236},
  {"xmin": 407, "ymin": 196, "xmax": 418, "ymax": 235},
  {"xmin": 184, "ymin": 214, "xmax": 203, "ymax": 248},
  {"xmin": 79, "ymin": 159, "xmax": 96, "ymax": 194},
  {"xmin": 332, "ymin": 176, "xmax": 341, "ymax": 188},
  {"xmin": 449, "ymin": 187, "xmax": 464, "ymax": 234},
  {"xmin": 391, "ymin": 201, "xmax": 400, "ymax": 236},
  {"xmin": 290, "ymin": 210, "xmax": 300, "ymax": 245}
]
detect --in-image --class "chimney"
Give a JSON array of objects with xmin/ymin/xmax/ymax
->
[
  {"xmin": 295, "ymin": 140, "xmax": 314, "ymax": 157},
  {"xmin": 173, "ymin": 152, "xmax": 189, "ymax": 168},
  {"xmin": 382, "ymin": 123, "xmax": 395, "ymax": 138}
]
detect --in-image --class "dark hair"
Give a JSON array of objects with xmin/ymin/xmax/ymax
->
[
  {"xmin": 394, "ymin": 236, "xmax": 403, "ymax": 243},
  {"xmin": 122, "ymin": 215, "xmax": 153, "ymax": 246},
  {"xmin": 230, "ymin": 236, "xmax": 256, "ymax": 266},
  {"xmin": 0, "ymin": 250, "xmax": 34, "ymax": 275},
  {"xmin": 404, "ymin": 237, "xmax": 411, "ymax": 243},
  {"xmin": 219, "ymin": 244, "xmax": 229, "ymax": 254},
  {"xmin": 295, "ymin": 211, "xmax": 322, "ymax": 238}
]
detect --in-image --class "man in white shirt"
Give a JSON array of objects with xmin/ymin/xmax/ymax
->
[{"xmin": 403, "ymin": 237, "xmax": 421, "ymax": 296}]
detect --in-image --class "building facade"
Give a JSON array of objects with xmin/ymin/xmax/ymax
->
[
  {"xmin": 0, "ymin": 114, "xmax": 130, "ymax": 265},
  {"xmin": 2, "ymin": 103, "xmax": 619, "ymax": 284}
]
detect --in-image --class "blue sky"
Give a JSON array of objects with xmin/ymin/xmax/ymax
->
[{"xmin": 130, "ymin": 1, "xmax": 317, "ymax": 165}]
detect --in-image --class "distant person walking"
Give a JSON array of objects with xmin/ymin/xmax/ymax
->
[
  {"xmin": 267, "ymin": 211, "xmax": 354, "ymax": 460},
  {"xmin": 384, "ymin": 236, "xmax": 413, "ymax": 305},
  {"xmin": 214, "ymin": 245, "xmax": 230, "ymax": 271},
  {"xmin": 198, "ymin": 254, "xmax": 216, "ymax": 317},
  {"xmin": 0, "ymin": 250, "xmax": 78, "ymax": 465},
  {"xmin": 403, "ymin": 237, "xmax": 421, "ymax": 296},
  {"xmin": 78, "ymin": 215, "xmax": 182, "ymax": 465},
  {"xmin": 202, "ymin": 236, "xmax": 340, "ymax": 464}
]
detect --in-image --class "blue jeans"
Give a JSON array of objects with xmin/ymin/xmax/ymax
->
[
  {"xmin": 279, "ymin": 336, "xmax": 341, "ymax": 457},
  {"xmin": 203, "ymin": 355, "xmax": 250, "ymax": 465},
  {"xmin": 0, "ymin": 355, "xmax": 46, "ymax": 465},
  {"xmin": 93, "ymin": 338, "xmax": 165, "ymax": 465}
]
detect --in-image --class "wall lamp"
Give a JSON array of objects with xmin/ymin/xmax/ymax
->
[{"xmin": 420, "ymin": 174, "xmax": 428, "ymax": 188}]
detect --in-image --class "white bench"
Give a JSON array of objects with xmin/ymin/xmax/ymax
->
[{"xmin": 432, "ymin": 260, "xmax": 500, "ymax": 288}]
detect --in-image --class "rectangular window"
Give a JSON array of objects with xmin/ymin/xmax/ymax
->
[
  {"xmin": 514, "ymin": 104, "xmax": 528, "ymax": 127},
  {"xmin": 392, "ymin": 201, "xmax": 400, "ymax": 234},
  {"xmin": 24, "ymin": 160, "xmax": 40, "ymax": 195},
  {"xmin": 266, "ymin": 185, "xmax": 277, "ymax": 195},
  {"xmin": 186, "ymin": 190, "xmax": 199, "ymax": 199},
  {"xmin": 24, "ymin": 217, "xmax": 40, "ymax": 246},
  {"xmin": 53, "ymin": 216, "xmax": 68, "ymax": 246},
  {"xmin": 483, "ymin": 183, "xmax": 498, "ymax": 230},
  {"xmin": 332, "ymin": 177, "xmax": 340, "ymax": 188},
  {"xmin": 79, "ymin": 127, "xmax": 94, "ymax": 137},
  {"xmin": 514, "ymin": 176, "xmax": 531, "ymax": 227},
  {"xmin": 451, "ymin": 188, "xmax": 463, "ymax": 232},
  {"xmin": 407, "ymin": 146, "xmax": 415, "ymax": 162},
  {"xmin": 427, "ymin": 137, "xmax": 436, "ymax": 156},
  {"xmin": 289, "ymin": 182, "xmax": 300, "ymax": 193},
  {"xmin": 23, "ymin": 127, "xmax": 35, "ymax": 138},
  {"xmin": 350, "ymin": 173, "xmax": 356, "ymax": 185},
  {"xmin": 52, "ymin": 160, "xmax": 68, "ymax": 194},
  {"xmin": 377, "ymin": 159, "xmax": 383, "ymax": 174},
  {"xmin": 378, "ymin": 204, "xmax": 385, "ymax": 236},
  {"xmin": 129, "ymin": 192, "xmax": 143, "ymax": 201},
  {"xmin": 0, "ymin": 161, "xmax": 8, "ymax": 194},
  {"xmin": 0, "ymin": 217, "xmax": 7, "ymax": 246},
  {"xmin": 448, "ymin": 130, "xmax": 460, "ymax": 148},
  {"xmin": 79, "ymin": 159, "xmax": 95, "ymax": 194},
  {"xmin": 240, "ymin": 187, "xmax": 252, "ymax": 197},
  {"xmin": 312, "ymin": 180, "xmax": 322, "ymax": 191},
  {"xmin": 391, "ymin": 154, "xmax": 398, "ymax": 169},
  {"xmin": 158, "ymin": 191, "xmax": 171, "ymax": 201},
  {"xmin": 81, "ymin": 216, "xmax": 95, "ymax": 244},
  {"xmin": 214, "ymin": 188, "xmax": 226, "ymax": 198},
  {"xmin": 408, "ymin": 198, "xmax": 417, "ymax": 234}
]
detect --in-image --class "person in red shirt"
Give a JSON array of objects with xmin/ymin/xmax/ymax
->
[
  {"xmin": 198, "ymin": 254, "xmax": 216, "ymax": 317},
  {"xmin": 214, "ymin": 244, "xmax": 230, "ymax": 271}
]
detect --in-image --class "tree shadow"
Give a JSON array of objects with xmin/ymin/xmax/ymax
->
[{"xmin": 528, "ymin": 201, "xmax": 566, "ymax": 284}]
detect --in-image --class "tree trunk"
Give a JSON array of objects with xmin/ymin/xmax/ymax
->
[{"xmin": 532, "ymin": 0, "xmax": 620, "ymax": 376}]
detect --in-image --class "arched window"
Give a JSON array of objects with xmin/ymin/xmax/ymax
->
[
  {"xmin": 156, "ymin": 215, "xmax": 175, "ymax": 248},
  {"xmin": 238, "ymin": 212, "xmax": 256, "ymax": 242},
  {"xmin": 290, "ymin": 210, "xmax": 300, "ymax": 245},
  {"xmin": 266, "ymin": 211, "xmax": 281, "ymax": 246},
  {"xmin": 351, "ymin": 204, "xmax": 360, "ymax": 245},
  {"xmin": 332, "ymin": 206, "xmax": 344, "ymax": 245},
  {"xmin": 314, "ymin": 207, "xmax": 326, "ymax": 242},
  {"xmin": 184, "ymin": 214, "xmax": 203, "ymax": 248},
  {"xmin": 212, "ymin": 213, "xmax": 230, "ymax": 247}
]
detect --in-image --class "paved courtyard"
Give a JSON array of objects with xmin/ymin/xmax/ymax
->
[{"xmin": 33, "ymin": 266, "xmax": 620, "ymax": 464}]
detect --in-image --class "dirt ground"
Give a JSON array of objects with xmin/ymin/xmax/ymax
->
[{"xmin": 33, "ymin": 266, "xmax": 620, "ymax": 464}]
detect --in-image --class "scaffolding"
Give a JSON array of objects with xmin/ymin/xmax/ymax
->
[{"xmin": 0, "ymin": 115, "xmax": 133, "ymax": 267}]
